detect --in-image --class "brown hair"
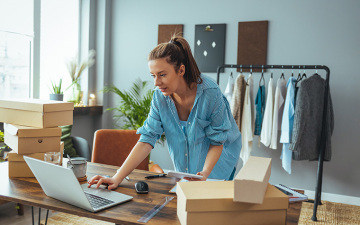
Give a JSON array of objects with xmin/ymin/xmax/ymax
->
[{"xmin": 148, "ymin": 35, "xmax": 202, "ymax": 87}]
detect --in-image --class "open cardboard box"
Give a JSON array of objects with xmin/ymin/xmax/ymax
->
[
  {"xmin": 4, "ymin": 123, "xmax": 62, "ymax": 154},
  {"xmin": 176, "ymin": 181, "xmax": 288, "ymax": 225},
  {"xmin": 0, "ymin": 98, "xmax": 74, "ymax": 128},
  {"xmin": 8, "ymin": 141, "xmax": 64, "ymax": 178}
]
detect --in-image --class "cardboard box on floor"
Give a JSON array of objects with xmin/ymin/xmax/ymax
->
[
  {"xmin": 176, "ymin": 181, "xmax": 288, "ymax": 225},
  {"xmin": 4, "ymin": 123, "xmax": 62, "ymax": 154},
  {"xmin": 0, "ymin": 98, "xmax": 74, "ymax": 128},
  {"xmin": 8, "ymin": 141, "xmax": 64, "ymax": 178},
  {"xmin": 234, "ymin": 156, "xmax": 272, "ymax": 204}
]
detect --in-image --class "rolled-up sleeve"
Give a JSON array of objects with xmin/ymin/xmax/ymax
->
[
  {"xmin": 201, "ymin": 91, "xmax": 232, "ymax": 146},
  {"xmin": 137, "ymin": 92, "xmax": 164, "ymax": 148}
]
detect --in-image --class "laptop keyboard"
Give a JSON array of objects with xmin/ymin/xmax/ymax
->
[{"xmin": 84, "ymin": 192, "xmax": 115, "ymax": 209}]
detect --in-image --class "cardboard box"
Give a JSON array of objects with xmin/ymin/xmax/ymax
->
[
  {"xmin": 234, "ymin": 156, "xmax": 272, "ymax": 204},
  {"xmin": 0, "ymin": 98, "xmax": 74, "ymax": 128},
  {"xmin": 176, "ymin": 181, "xmax": 288, "ymax": 225},
  {"xmin": 8, "ymin": 141, "xmax": 64, "ymax": 178},
  {"xmin": 4, "ymin": 123, "xmax": 62, "ymax": 154}
]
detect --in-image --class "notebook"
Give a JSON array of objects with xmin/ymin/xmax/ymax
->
[{"xmin": 24, "ymin": 156, "xmax": 133, "ymax": 212}]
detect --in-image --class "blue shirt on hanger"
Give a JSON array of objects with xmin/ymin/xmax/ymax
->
[
  {"xmin": 254, "ymin": 85, "xmax": 265, "ymax": 135},
  {"xmin": 280, "ymin": 77, "xmax": 297, "ymax": 174},
  {"xmin": 137, "ymin": 74, "xmax": 242, "ymax": 180}
]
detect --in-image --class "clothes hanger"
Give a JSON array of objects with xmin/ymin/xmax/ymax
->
[
  {"xmin": 302, "ymin": 65, "xmax": 307, "ymax": 79},
  {"xmin": 296, "ymin": 66, "xmax": 302, "ymax": 81},
  {"xmin": 259, "ymin": 65, "xmax": 265, "ymax": 86},
  {"xmin": 271, "ymin": 65, "xmax": 274, "ymax": 79},
  {"xmin": 280, "ymin": 65, "xmax": 285, "ymax": 80},
  {"xmin": 291, "ymin": 65, "xmax": 294, "ymax": 78},
  {"xmin": 314, "ymin": 65, "xmax": 319, "ymax": 75}
]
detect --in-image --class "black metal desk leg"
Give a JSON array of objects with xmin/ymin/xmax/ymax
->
[
  {"xmin": 38, "ymin": 208, "xmax": 41, "ymax": 225},
  {"xmin": 45, "ymin": 209, "xmax": 49, "ymax": 225},
  {"xmin": 32, "ymin": 206, "xmax": 34, "ymax": 225}
]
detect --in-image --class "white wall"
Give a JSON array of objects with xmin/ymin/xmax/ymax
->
[{"xmin": 106, "ymin": 0, "xmax": 360, "ymax": 198}]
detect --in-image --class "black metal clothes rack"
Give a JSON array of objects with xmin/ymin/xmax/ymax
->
[{"xmin": 216, "ymin": 64, "xmax": 330, "ymax": 222}]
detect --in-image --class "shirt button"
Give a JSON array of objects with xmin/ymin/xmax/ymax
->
[
  {"xmin": 188, "ymin": 122, "xmax": 191, "ymax": 125},
  {"xmin": 185, "ymin": 153, "xmax": 188, "ymax": 156},
  {"xmin": 186, "ymin": 168, "xmax": 188, "ymax": 171}
]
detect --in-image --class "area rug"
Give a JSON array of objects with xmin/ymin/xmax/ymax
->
[
  {"xmin": 298, "ymin": 201, "xmax": 360, "ymax": 224},
  {"xmin": 40, "ymin": 212, "xmax": 113, "ymax": 225}
]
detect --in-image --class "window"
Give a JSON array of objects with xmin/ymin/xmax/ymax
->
[
  {"xmin": 39, "ymin": 0, "xmax": 79, "ymax": 100},
  {"xmin": 0, "ymin": 0, "xmax": 34, "ymax": 99},
  {"xmin": 0, "ymin": 0, "xmax": 79, "ymax": 100},
  {"xmin": 0, "ymin": 32, "xmax": 32, "ymax": 99}
]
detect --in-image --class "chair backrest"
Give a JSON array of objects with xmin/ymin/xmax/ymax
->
[{"xmin": 91, "ymin": 129, "xmax": 149, "ymax": 171}]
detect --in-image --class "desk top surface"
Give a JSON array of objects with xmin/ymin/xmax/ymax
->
[{"xmin": 0, "ymin": 162, "xmax": 302, "ymax": 225}]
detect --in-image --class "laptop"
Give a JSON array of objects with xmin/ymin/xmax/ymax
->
[{"xmin": 24, "ymin": 156, "xmax": 133, "ymax": 212}]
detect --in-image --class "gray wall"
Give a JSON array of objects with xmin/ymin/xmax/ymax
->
[{"xmin": 74, "ymin": 0, "xmax": 360, "ymax": 198}]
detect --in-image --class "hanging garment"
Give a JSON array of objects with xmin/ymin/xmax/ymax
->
[
  {"xmin": 247, "ymin": 74, "xmax": 255, "ymax": 133},
  {"xmin": 254, "ymin": 85, "xmax": 265, "ymax": 135},
  {"xmin": 231, "ymin": 73, "xmax": 246, "ymax": 131},
  {"xmin": 290, "ymin": 74, "xmax": 334, "ymax": 161},
  {"xmin": 224, "ymin": 73, "xmax": 235, "ymax": 106},
  {"xmin": 270, "ymin": 78, "xmax": 287, "ymax": 149},
  {"xmin": 240, "ymin": 83, "xmax": 253, "ymax": 164},
  {"xmin": 279, "ymin": 77, "xmax": 297, "ymax": 174},
  {"xmin": 260, "ymin": 77, "xmax": 274, "ymax": 146}
]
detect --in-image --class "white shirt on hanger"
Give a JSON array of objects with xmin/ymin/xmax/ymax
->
[
  {"xmin": 224, "ymin": 72, "xmax": 235, "ymax": 106},
  {"xmin": 260, "ymin": 77, "xmax": 274, "ymax": 147},
  {"xmin": 240, "ymin": 82, "xmax": 253, "ymax": 164},
  {"xmin": 270, "ymin": 78, "xmax": 287, "ymax": 149},
  {"xmin": 247, "ymin": 74, "xmax": 255, "ymax": 133}
]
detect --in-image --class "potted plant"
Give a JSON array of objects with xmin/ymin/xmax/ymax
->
[
  {"xmin": 0, "ymin": 130, "xmax": 11, "ymax": 161},
  {"xmin": 49, "ymin": 78, "xmax": 64, "ymax": 101},
  {"xmin": 103, "ymin": 78, "xmax": 165, "ymax": 144},
  {"xmin": 66, "ymin": 50, "xmax": 96, "ymax": 105}
]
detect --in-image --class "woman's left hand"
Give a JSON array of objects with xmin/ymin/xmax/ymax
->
[{"xmin": 183, "ymin": 171, "xmax": 209, "ymax": 181}]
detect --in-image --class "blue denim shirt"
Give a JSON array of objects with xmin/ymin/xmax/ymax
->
[{"xmin": 137, "ymin": 75, "xmax": 241, "ymax": 180}]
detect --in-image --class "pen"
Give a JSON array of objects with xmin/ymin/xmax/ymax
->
[{"xmin": 145, "ymin": 174, "xmax": 167, "ymax": 179}]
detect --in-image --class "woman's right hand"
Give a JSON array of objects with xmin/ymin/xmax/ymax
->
[{"xmin": 87, "ymin": 175, "xmax": 122, "ymax": 190}]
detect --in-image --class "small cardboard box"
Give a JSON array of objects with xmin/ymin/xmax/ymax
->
[
  {"xmin": 4, "ymin": 123, "xmax": 62, "ymax": 154},
  {"xmin": 8, "ymin": 141, "xmax": 64, "ymax": 178},
  {"xmin": 0, "ymin": 98, "xmax": 74, "ymax": 128},
  {"xmin": 176, "ymin": 181, "xmax": 288, "ymax": 225},
  {"xmin": 234, "ymin": 156, "xmax": 272, "ymax": 204}
]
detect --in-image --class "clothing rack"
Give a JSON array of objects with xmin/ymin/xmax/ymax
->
[{"xmin": 217, "ymin": 64, "xmax": 330, "ymax": 222}]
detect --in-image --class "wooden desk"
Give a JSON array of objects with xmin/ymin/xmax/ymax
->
[{"xmin": 0, "ymin": 162, "xmax": 302, "ymax": 224}]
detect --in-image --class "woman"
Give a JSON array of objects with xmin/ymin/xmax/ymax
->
[{"xmin": 88, "ymin": 36, "xmax": 241, "ymax": 190}]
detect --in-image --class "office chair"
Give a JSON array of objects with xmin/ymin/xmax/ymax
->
[{"xmin": 91, "ymin": 129, "xmax": 149, "ymax": 170}]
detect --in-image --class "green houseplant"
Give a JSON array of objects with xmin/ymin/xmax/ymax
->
[
  {"xmin": 49, "ymin": 78, "xmax": 64, "ymax": 101},
  {"xmin": 0, "ymin": 131, "xmax": 10, "ymax": 161},
  {"xmin": 104, "ymin": 78, "xmax": 153, "ymax": 130},
  {"xmin": 103, "ymin": 78, "xmax": 165, "ymax": 144}
]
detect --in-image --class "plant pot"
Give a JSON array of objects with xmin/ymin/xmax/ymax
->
[{"xmin": 50, "ymin": 94, "xmax": 64, "ymax": 101}]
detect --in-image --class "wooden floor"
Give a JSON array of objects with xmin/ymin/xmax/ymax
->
[{"xmin": 0, "ymin": 202, "xmax": 57, "ymax": 225}]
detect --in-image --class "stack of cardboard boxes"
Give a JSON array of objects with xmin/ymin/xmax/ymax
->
[
  {"xmin": 0, "ymin": 99, "xmax": 74, "ymax": 178},
  {"xmin": 176, "ymin": 156, "xmax": 289, "ymax": 225}
]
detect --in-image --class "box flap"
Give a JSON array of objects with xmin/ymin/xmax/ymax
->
[
  {"xmin": 4, "ymin": 123, "xmax": 19, "ymax": 136},
  {"xmin": 8, "ymin": 151, "xmax": 45, "ymax": 162},
  {"xmin": 236, "ymin": 156, "xmax": 272, "ymax": 181},
  {"xmin": 4, "ymin": 123, "xmax": 62, "ymax": 137},
  {"xmin": 0, "ymin": 98, "xmax": 74, "ymax": 112},
  {"xmin": 176, "ymin": 182, "xmax": 288, "ymax": 212}
]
